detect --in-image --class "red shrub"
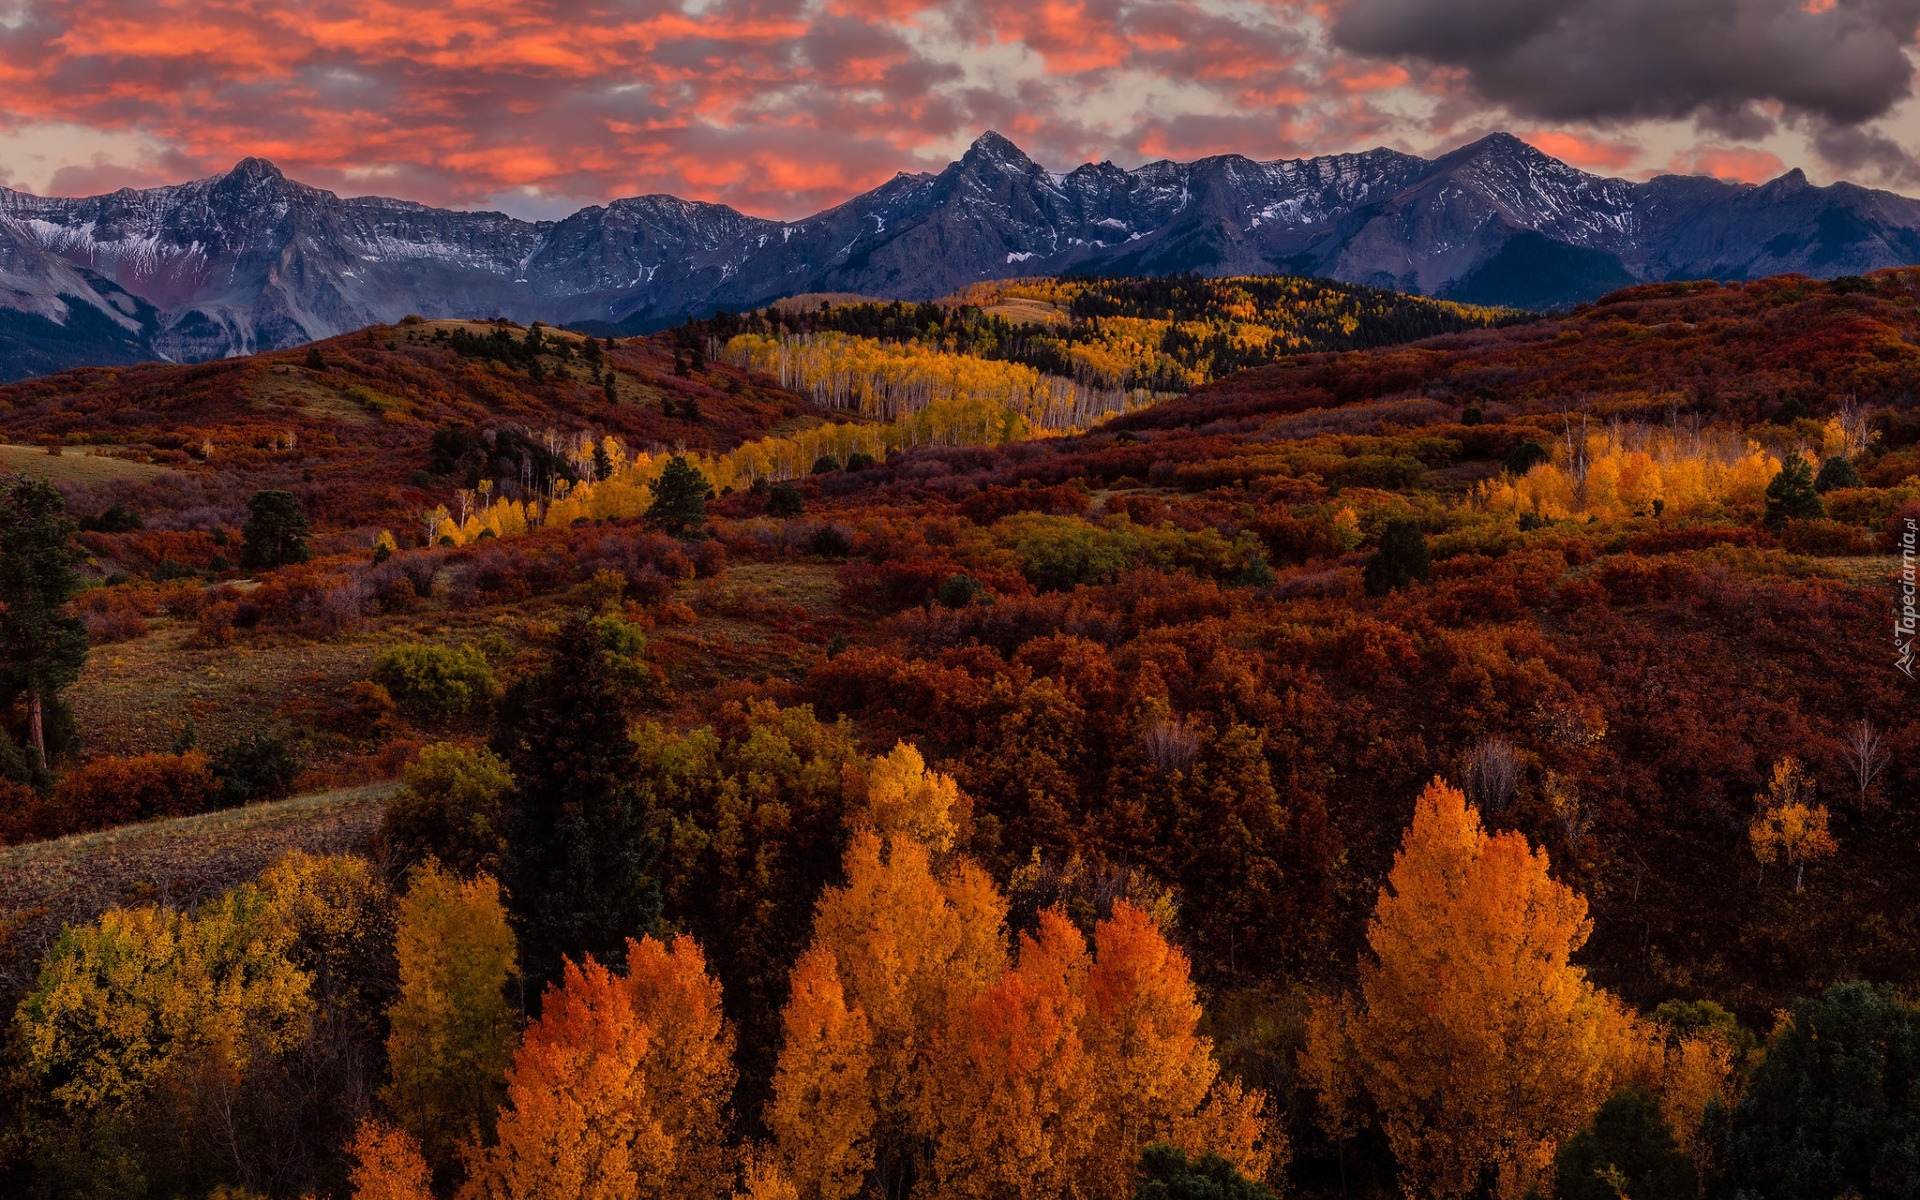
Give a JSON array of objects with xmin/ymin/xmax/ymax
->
[{"xmin": 48, "ymin": 751, "xmax": 216, "ymax": 836}]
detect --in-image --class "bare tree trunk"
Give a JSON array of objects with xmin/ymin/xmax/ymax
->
[{"xmin": 26, "ymin": 687, "xmax": 44, "ymax": 767}]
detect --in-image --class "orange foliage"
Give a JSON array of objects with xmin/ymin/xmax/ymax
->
[
  {"xmin": 767, "ymin": 947, "xmax": 875, "ymax": 1200},
  {"xmin": 1315, "ymin": 779, "xmax": 1647, "ymax": 1200},
  {"xmin": 622, "ymin": 933, "xmax": 738, "ymax": 1200},
  {"xmin": 463, "ymin": 956, "xmax": 671, "ymax": 1200},
  {"xmin": 47, "ymin": 751, "xmax": 215, "ymax": 836},
  {"xmin": 349, "ymin": 1118, "xmax": 435, "ymax": 1200}
]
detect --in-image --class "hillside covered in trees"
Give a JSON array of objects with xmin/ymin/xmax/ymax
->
[{"xmin": 0, "ymin": 270, "xmax": 1915, "ymax": 1200}]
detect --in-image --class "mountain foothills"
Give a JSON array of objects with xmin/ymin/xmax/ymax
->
[
  {"xmin": 10, "ymin": 131, "xmax": 1920, "ymax": 378},
  {"xmin": 0, "ymin": 269, "xmax": 1917, "ymax": 1199}
]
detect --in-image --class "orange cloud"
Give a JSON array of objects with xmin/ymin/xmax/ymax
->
[
  {"xmin": 1669, "ymin": 146, "xmax": 1788, "ymax": 183},
  {"xmin": 1520, "ymin": 131, "xmax": 1640, "ymax": 172}
]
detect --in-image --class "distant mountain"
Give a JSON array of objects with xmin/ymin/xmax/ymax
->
[{"xmin": 6, "ymin": 131, "xmax": 1920, "ymax": 379}]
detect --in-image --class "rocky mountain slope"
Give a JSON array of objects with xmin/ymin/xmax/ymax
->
[{"xmin": 6, "ymin": 131, "xmax": 1920, "ymax": 378}]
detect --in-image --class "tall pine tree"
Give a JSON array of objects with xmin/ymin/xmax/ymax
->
[
  {"xmin": 0, "ymin": 477, "xmax": 87, "ymax": 767},
  {"xmin": 493, "ymin": 613, "xmax": 660, "ymax": 983}
]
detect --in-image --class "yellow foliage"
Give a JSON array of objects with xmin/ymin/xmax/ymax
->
[
  {"xmin": 14, "ymin": 885, "xmax": 312, "ymax": 1113},
  {"xmin": 623, "ymin": 933, "xmax": 739, "ymax": 1200},
  {"xmin": 735, "ymin": 1150, "xmax": 802, "ymax": 1200},
  {"xmin": 1748, "ymin": 757, "xmax": 1838, "ymax": 892},
  {"xmin": 856, "ymin": 741, "xmax": 963, "ymax": 855},
  {"xmin": 1476, "ymin": 424, "xmax": 1784, "ymax": 520},
  {"xmin": 383, "ymin": 865, "xmax": 520, "ymax": 1171},
  {"xmin": 1660, "ymin": 1033, "xmax": 1736, "ymax": 1168},
  {"xmin": 721, "ymin": 331, "xmax": 1150, "ymax": 434}
]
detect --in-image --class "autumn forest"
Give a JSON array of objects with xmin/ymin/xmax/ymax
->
[{"xmin": 0, "ymin": 271, "xmax": 1915, "ymax": 1200}]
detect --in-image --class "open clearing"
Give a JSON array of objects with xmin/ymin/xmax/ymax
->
[{"xmin": 0, "ymin": 443, "xmax": 179, "ymax": 483}]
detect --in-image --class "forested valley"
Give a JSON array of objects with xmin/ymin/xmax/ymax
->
[{"xmin": 0, "ymin": 272, "xmax": 1915, "ymax": 1200}]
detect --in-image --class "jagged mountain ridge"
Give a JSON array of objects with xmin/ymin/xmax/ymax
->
[{"xmin": 6, "ymin": 130, "xmax": 1920, "ymax": 379}]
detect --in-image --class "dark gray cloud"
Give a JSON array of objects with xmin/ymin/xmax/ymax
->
[
  {"xmin": 1808, "ymin": 117, "xmax": 1920, "ymax": 183},
  {"xmin": 1332, "ymin": 0, "xmax": 1920, "ymax": 129}
]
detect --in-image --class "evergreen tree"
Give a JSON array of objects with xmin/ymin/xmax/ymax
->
[
  {"xmin": 1363, "ymin": 518, "xmax": 1430, "ymax": 596},
  {"xmin": 1762, "ymin": 455, "xmax": 1825, "ymax": 529},
  {"xmin": 766, "ymin": 482, "xmax": 805, "ymax": 518},
  {"xmin": 1134, "ymin": 1144, "xmax": 1276, "ymax": 1200},
  {"xmin": 1721, "ymin": 982, "xmax": 1920, "ymax": 1200},
  {"xmin": 493, "ymin": 614, "xmax": 660, "ymax": 982},
  {"xmin": 0, "ymin": 478, "xmax": 87, "ymax": 766},
  {"xmin": 240, "ymin": 489, "xmax": 312, "ymax": 569},
  {"xmin": 645, "ymin": 455, "xmax": 712, "ymax": 535},
  {"xmin": 1551, "ymin": 1088, "xmax": 1695, "ymax": 1200},
  {"xmin": 1813, "ymin": 454, "xmax": 1863, "ymax": 493}
]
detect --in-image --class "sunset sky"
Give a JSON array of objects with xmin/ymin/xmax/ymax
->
[{"xmin": 3, "ymin": 0, "xmax": 1920, "ymax": 220}]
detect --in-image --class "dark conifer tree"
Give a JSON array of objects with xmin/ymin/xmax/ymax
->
[
  {"xmin": 493, "ymin": 613, "xmax": 660, "ymax": 983},
  {"xmin": 0, "ymin": 478, "xmax": 87, "ymax": 766},
  {"xmin": 1813, "ymin": 455, "xmax": 1862, "ymax": 493},
  {"xmin": 239, "ymin": 489, "xmax": 312, "ymax": 569},
  {"xmin": 1763, "ymin": 455, "xmax": 1825, "ymax": 528},
  {"xmin": 1363, "ymin": 518, "xmax": 1430, "ymax": 596},
  {"xmin": 646, "ymin": 455, "xmax": 712, "ymax": 535}
]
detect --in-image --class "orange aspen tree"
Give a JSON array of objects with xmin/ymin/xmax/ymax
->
[
  {"xmin": 768, "ymin": 946, "xmax": 875, "ymax": 1200},
  {"xmin": 802, "ymin": 830, "xmax": 1008, "ymax": 1196},
  {"xmin": 623, "ymin": 933, "xmax": 738, "ymax": 1200},
  {"xmin": 918, "ymin": 907, "xmax": 1096, "ymax": 1200},
  {"xmin": 1082, "ymin": 900, "xmax": 1271, "ymax": 1195},
  {"xmin": 735, "ymin": 1150, "xmax": 802, "ymax": 1200},
  {"xmin": 463, "ymin": 957, "xmax": 671, "ymax": 1200},
  {"xmin": 1660, "ymin": 1032, "xmax": 1737, "ymax": 1185},
  {"xmin": 350, "ymin": 1118, "xmax": 435, "ymax": 1200},
  {"xmin": 382, "ymin": 865, "xmax": 520, "ymax": 1172},
  {"xmin": 1332, "ymin": 778, "xmax": 1643, "ymax": 1200}
]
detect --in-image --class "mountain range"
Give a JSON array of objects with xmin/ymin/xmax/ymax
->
[{"xmin": 6, "ymin": 130, "xmax": 1920, "ymax": 380}]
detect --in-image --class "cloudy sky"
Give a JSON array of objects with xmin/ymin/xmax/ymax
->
[{"xmin": 2, "ymin": 0, "xmax": 1919, "ymax": 220}]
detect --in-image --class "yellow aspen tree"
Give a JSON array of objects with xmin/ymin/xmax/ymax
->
[
  {"xmin": 1300, "ymin": 995, "xmax": 1365, "ymax": 1196},
  {"xmin": 1346, "ymin": 778, "xmax": 1644, "ymax": 1200},
  {"xmin": 623, "ymin": 933, "xmax": 737, "ymax": 1200},
  {"xmin": 464, "ymin": 956, "xmax": 671, "ymax": 1200},
  {"xmin": 1082, "ymin": 900, "xmax": 1270, "ymax": 1194},
  {"xmin": 919, "ymin": 907, "xmax": 1095, "ymax": 1200},
  {"xmin": 1748, "ymin": 757, "xmax": 1838, "ymax": 893},
  {"xmin": 855, "ymin": 741, "xmax": 963, "ymax": 854},
  {"xmin": 350, "ymin": 1118, "xmax": 435, "ymax": 1200},
  {"xmin": 382, "ymin": 865, "xmax": 520, "ymax": 1172},
  {"xmin": 768, "ymin": 946, "xmax": 874, "ymax": 1200}
]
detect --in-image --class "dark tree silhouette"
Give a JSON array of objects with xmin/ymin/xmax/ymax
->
[
  {"xmin": 0, "ymin": 478, "xmax": 87, "ymax": 766},
  {"xmin": 240, "ymin": 489, "xmax": 312, "ymax": 569},
  {"xmin": 646, "ymin": 455, "xmax": 712, "ymax": 535},
  {"xmin": 1363, "ymin": 518, "xmax": 1430, "ymax": 596},
  {"xmin": 1763, "ymin": 456, "xmax": 1825, "ymax": 529},
  {"xmin": 492, "ymin": 613, "xmax": 660, "ymax": 982}
]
